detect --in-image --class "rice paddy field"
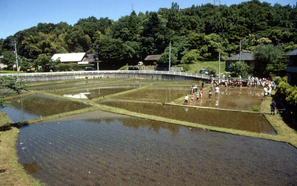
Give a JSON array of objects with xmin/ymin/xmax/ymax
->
[{"xmin": 1, "ymin": 78, "xmax": 297, "ymax": 185}]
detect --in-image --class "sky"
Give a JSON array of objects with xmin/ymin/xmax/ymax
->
[{"xmin": 0, "ymin": 0, "xmax": 295, "ymax": 39}]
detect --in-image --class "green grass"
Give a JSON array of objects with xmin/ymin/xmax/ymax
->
[
  {"xmin": 187, "ymin": 61, "xmax": 227, "ymax": 76},
  {"xmin": 0, "ymin": 70, "xmax": 26, "ymax": 73}
]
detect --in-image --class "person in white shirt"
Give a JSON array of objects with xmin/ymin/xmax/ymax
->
[{"xmin": 215, "ymin": 86, "xmax": 220, "ymax": 96}]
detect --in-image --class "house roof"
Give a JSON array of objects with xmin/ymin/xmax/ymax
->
[
  {"xmin": 52, "ymin": 53, "xmax": 86, "ymax": 62},
  {"xmin": 224, "ymin": 53, "xmax": 254, "ymax": 61},
  {"xmin": 144, "ymin": 54, "xmax": 161, "ymax": 61},
  {"xmin": 284, "ymin": 49, "xmax": 297, "ymax": 56}
]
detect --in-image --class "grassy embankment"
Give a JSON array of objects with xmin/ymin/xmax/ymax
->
[
  {"xmin": 186, "ymin": 61, "xmax": 227, "ymax": 76},
  {"xmin": 0, "ymin": 111, "xmax": 44, "ymax": 186},
  {"xmin": 259, "ymin": 95, "xmax": 297, "ymax": 147}
]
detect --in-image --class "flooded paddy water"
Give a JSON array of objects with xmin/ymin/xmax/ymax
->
[
  {"xmin": 191, "ymin": 87, "xmax": 264, "ymax": 111},
  {"xmin": 0, "ymin": 94, "xmax": 89, "ymax": 123},
  {"xmin": 112, "ymin": 86, "xmax": 189, "ymax": 103},
  {"xmin": 16, "ymin": 113, "xmax": 297, "ymax": 185},
  {"xmin": 2, "ymin": 79, "xmax": 296, "ymax": 185},
  {"xmin": 55, "ymin": 85, "xmax": 141, "ymax": 100},
  {"xmin": 101, "ymin": 101, "xmax": 275, "ymax": 134}
]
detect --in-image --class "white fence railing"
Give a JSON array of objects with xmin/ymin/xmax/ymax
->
[{"xmin": 0, "ymin": 70, "xmax": 211, "ymax": 80}]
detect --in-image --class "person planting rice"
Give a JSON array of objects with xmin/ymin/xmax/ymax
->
[
  {"xmin": 215, "ymin": 86, "xmax": 220, "ymax": 96},
  {"xmin": 191, "ymin": 93, "xmax": 194, "ymax": 103},
  {"xmin": 209, "ymin": 90, "xmax": 212, "ymax": 102},
  {"xmin": 263, "ymin": 86, "xmax": 268, "ymax": 100},
  {"xmin": 184, "ymin": 95, "xmax": 189, "ymax": 105}
]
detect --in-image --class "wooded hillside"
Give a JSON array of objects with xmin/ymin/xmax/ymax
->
[{"xmin": 0, "ymin": 0, "xmax": 296, "ymax": 72}]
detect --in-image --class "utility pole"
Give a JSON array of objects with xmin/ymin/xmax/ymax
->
[
  {"xmin": 239, "ymin": 39, "xmax": 242, "ymax": 62},
  {"xmin": 96, "ymin": 45, "xmax": 99, "ymax": 71},
  {"xmin": 168, "ymin": 42, "xmax": 171, "ymax": 71},
  {"xmin": 13, "ymin": 39, "xmax": 19, "ymax": 73},
  {"xmin": 218, "ymin": 51, "xmax": 221, "ymax": 83}
]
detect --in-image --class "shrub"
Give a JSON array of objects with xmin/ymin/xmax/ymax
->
[
  {"xmin": 252, "ymin": 105, "xmax": 259, "ymax": 111},
  {"xmin": 119, "ymin": 64, "xmax": 129, "ymax": 70},
  {"xmin": 273, "ymin": 76, "xmax": 282, "ymax": 85},
  {"xmin": 229, "ymin": 61, "xmax": 252, "ymax": 78},
  {"xmin": 177, "ymin": 64, "xmax": 189, "ymax": 72},
  {"xmin": 208, "ymin": 68, "xmax": 217, "ymax": 77}
]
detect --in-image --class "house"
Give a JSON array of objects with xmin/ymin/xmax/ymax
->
[
  {"xmin": 51, "ymin": 53, "xmax": 94, "ymax": 64},
  {"xmin": 284, "ymin": 49, "xmax": 297, "ymax": 86},
  {"xmin": 224, "ymin": 53, "xmax": 255, "ymax": 71},
  {"xmin": 143, "ymin": 54, "xmax": 161, "ymax": 66}
]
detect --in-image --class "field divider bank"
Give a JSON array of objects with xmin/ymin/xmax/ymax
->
[{"xmin": 91, "ymin": 83, "xmax": 153, "ymax": 102}]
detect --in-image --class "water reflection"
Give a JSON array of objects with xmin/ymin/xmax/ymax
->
[
  {"xmin": 0, "ymin": 94, "xmax": 89, "ymax": 123},
  {"xmin": 23, "ymin": 161, "xmax": 39, "ymax": 174},
  {"xmin": 17, "ymin": 118, "xmax": 297, "ymax": 186},
  {"xmin": 56, "ymin": 86, "xmax": 140, "ymax": 99},
  {"xmin": 189, "ymin": 87, "xmax": 264, "ymax": 111},
  {"xmin": 101, "ymin": 101, "xmax": 276, "ymax": 134},
  {"xmin": 112, "ymin": 87, "xmax": 189, "ymax": 103}
]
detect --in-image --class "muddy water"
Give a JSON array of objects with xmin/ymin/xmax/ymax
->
[
  {"xmin": 101, "ymin": 101, "xmax": 275, "ymax": 134},
  {"xmin": 17, "ymin": 117, "xmax": 297, "ymax": 186},
  {"xmin": 27, "ymin": 80, "xmax": 107, "ymax": 91},
  {"xmin": 112, "ymin": 87, "xmax": 189, "ymax": 103},
  {"xmin": 0, "ymin": 94, "xmax": 89, "ymax": 123},
  {"xmin": 187, "ymin": 87, "xmax": 264, "ymax": 111},
  {"xmin": 54, "ymin": 86, "xmax": 140, "ymax": 99}
]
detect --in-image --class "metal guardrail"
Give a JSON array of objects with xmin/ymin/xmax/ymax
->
[{"xmin": 0, "ymin": 70, "xmax": 211, "ymax": 80}]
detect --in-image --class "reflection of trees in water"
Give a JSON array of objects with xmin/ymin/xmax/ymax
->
[
  {"xmin": 120, "ymin": 118, "xmax": 181, "ymax": 135},
  {"xmin": 102, "ymin": 101, "xmax": 275, "ymax": 134},
  {"xmin": 23, "ymin": 161, "xmax": 38, "ymax": 174},
  {"xmin": 9, "ymin": 94, "xmax": 89, "ymax": 116}
]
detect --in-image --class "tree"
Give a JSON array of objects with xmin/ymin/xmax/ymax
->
[
  {"xmin": 253, "ymin": 44, "xmax": 284, "ymax": 77},
  {"xmin": 94, "ymin": 35, "xmax": 124, "ymax": 64},
  {"xmin": 158, "ymin": 46, "xmax": 178, "ymax": 66},
  {"xmin": 34, "ymin": 54, "xmax": 60, "ymax": 71},
  {"xmin": 1, "ymin": 51, "xmax": 16, "ymax": 69},
  {"xmin": 229, "ymin": 61, "xmax": 252, "ymax": 78},
  {"xmin": 266, "ymin": 55, "xmax": 288, "ymax": 77},
  {"xmin": 0, "ymin": 76, "xmax": 27, "ymax": 108},
  {"xmin": 180, "ymin": 49, "xmax": 202, "ymax": 64}
]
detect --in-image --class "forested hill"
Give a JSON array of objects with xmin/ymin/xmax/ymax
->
[{"xmin": 0, "ymin": 0, "xmax": 297, "ymax": 67}]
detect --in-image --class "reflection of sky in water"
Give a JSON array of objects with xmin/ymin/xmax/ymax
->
[
  {"xmin": 17, "ymin": 118, "xmax": 297, "ymax": 186},
  {"xmin": 1, "ymin": 105, "xmax": 39, "ymax": 123}
]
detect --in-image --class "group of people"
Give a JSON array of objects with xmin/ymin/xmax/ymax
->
[
  {"xmin": 184, "ymin": 82, "xmax": 220, "ymax": 105},
  {"xmin": 247, "ymin": 77, "xmax": 276, "ymax": 89},
  {"xmin": 184, "ymin": 87, "xmax": 204, "ymax": 105}
]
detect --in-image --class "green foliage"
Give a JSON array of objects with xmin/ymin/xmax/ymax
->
[
  {"xmin": 252, "ymin": 105, "xmax": 259, "ymax": 111},
  {"xmin": 0, "ymin": 0, "xmax": 296, "ymax": 71},
  {"xmin": 229, "ymin": 61, "xmax": 252, "ymax": 78},
  {"xmin": 253, "ymin": 44, "xmax": 284, "ymax": 77},
  {"xmin": 158, "ymin": 46, "xmax": 178, "ymax": 66},
  {"xmin": 208, "ymin": 68, "xmax": 217, "ymax": 77},
  {"xmin": 0, "ymin": 76, "xmax": 28, "ymax": 108},
  {"xmin": 181, "ymin": 49, "xmax": 201, "ymax": 64},
  {"xmin": 119, "ymin": 64, "xmax": 129, "ymax": 70},
  {"xmin": 273, "ymin": 76, "xmax": 282, "ymax": 85},
  {"xmin": 55, "ymin": 63, "xmax": 83, "ymax": 71},
  {"xmin": 276, "ymin": 81, "xmax": 297, "ymax": 115},
  {"xmin": 266, "ymin": 55, "xmax": 288, "ymax": 77},
  {"xmin": 176, "ymin": 64, "xmax": 189, "ymax": 72},
  {"xmin": 1, "ymin": 51, "xmax": 15, "ymax": 68}
]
